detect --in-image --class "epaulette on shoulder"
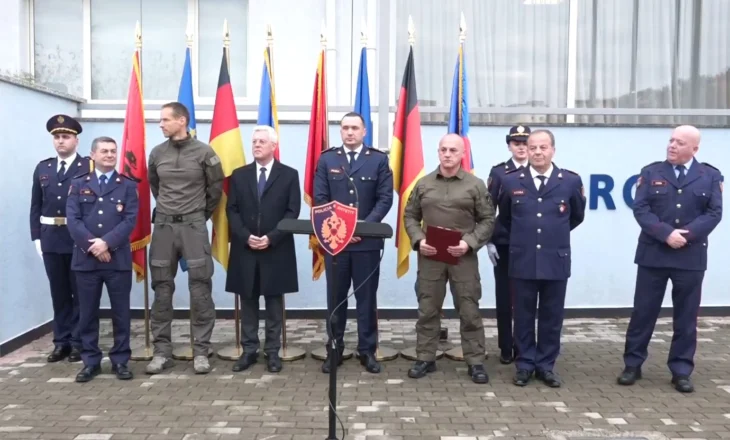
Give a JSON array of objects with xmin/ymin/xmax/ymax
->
[
  {"xmin": 504, "ymin": 167, "xmax": 521, "ymax": 175},
  {"xmin": 120, "ymin": 173, "xmax": 140, "ymax": 183},
  {"xmin": 641, "ymin": 160, "xmax": 662, "ymax": 170},
  {"xmin": 72, "ymin": 170, "xmax": 91, "ymax": 180},
  {"xmin": 703, "ymin": 162, "xmax": 720, "ymax": 172},
  {"xmin": 561, "ymin": 168, "xmax": 580, "ymax": 176},
  {"xmin": 40, "ymin": 157, "xmax": 55, "ymax": 163},
  {"xmin": 366, "ymin": 147, "xmax": 386, "ymax": 154},
  {"xmin": 322, "ymin": 146, "xmax": 338, "ymax": 154},
  {"xmin": 491, "ymin": 161, "xmax": 506, "ymax": 169}
]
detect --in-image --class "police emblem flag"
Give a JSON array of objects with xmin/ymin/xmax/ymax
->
[{"xmin": 311, "ymin": 201, "xmax": 358, "ymax": 256}]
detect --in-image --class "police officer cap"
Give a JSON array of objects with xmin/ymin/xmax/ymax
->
[
  {"xmin": 46, "ymin": 114, "xmax": 83, "ymax": 136},
  {"xmin": 506, "ymin": 124, "xmax": 530, "ymax": 144}
]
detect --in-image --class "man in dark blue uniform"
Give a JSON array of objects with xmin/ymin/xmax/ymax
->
[
  {"xmin": 618, "ymin": 125, "xmax": 723, "ymax": 393},
  {"xmin": 314, "ymin": 112, "xmax": 393, "ymax": 374},
  {"xmin": 30, "ymin": 114, "xmax": 92, "ymax": 363},
  {"xmin": 486, "ymin": 124, "xmax": 531, "ymax": 364},
  {"xmin": 497, "ymin": 129, "xmax": 585, "ymax": 388},
  {"xmin": 66, "ymin": 136, "xmax": 138, "ymax": 382}
]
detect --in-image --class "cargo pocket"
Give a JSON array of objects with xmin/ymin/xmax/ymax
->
[
  {"xmin": 149, "ymin": 259, "xmax": 172, "ymax": 283},
  {"xmin": 187, "ymin": 242, "xmax": 213, "ymax": 281}
]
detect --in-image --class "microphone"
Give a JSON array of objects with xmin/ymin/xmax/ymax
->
[{"xmin": 340, "ymin": 165, "xmax": 360, "ymax": 212}]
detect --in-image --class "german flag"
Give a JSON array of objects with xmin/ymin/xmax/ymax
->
[
  {"xmin": 303, "ymin": 47, "xmax": 328, "ymax": 281},
  {"xmin": 209, "ymin": 48, "xmax": 246, "ymax": 270},
  {"xmin": 390, "ymin": 46, "xmax": 425, "ymax": 279},
  {"xmin": 118, "ymin": 48, "xmax": 150, "ymax": 282}
]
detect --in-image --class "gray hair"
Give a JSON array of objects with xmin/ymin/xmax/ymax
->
[
  {"xmin": 91, "ymin": 136, "xmax": 117, "ymax": 152},
  {"xmin": 252, "ymin": 125, "xmax": 278, "ymax": 144}
]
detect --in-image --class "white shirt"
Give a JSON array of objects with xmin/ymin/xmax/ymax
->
[
  {"xmin": 255, "ymin": 158, "xmax": 274, "ymax": 181},
  {"xmin": 675, "ymin": 158, "xmax": 693, "ymax": 178},
  {"xmin": 530, "ymin": 163, "xmax": 554, "ymax": 191},
  {"xmin": 57, "ymin": 152, "xmax": 77, "ymax": 173},
  {"xmin": 343, "ymin": 145, "xmax": 364, "ymax": 163},
  {"xmin": 511, "ymin": 158, "xmax": 528, "ymax": 169}
]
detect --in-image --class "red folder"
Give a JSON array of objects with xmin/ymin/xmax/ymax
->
[{"xmin": 425, "ymin": 225, "xmax": 462, "ymax": 265}]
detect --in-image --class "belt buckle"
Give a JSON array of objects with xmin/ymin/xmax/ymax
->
[
  {"xmin": 54, "ymin": 217, "xmax": 65, "ymax": 226},
  {"xmin": 172, "ymin": 215, "xmax": 184, "ymax": 223}
]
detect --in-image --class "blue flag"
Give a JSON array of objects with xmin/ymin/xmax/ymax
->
[
  {"xmin": 354, "ymin": 47, "xmax": 373, "ymax": 147},
  {"xmin": 176, "ymin": 47, "xmax": 197, "ymax": 272}
]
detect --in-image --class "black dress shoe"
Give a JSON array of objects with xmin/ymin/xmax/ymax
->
[
  {"xmin": 266, "ymin": 353, "xmax": 282, "ymax": 373},
  {"xmin": 47, "ymin": 346, "xmax": 70, "ymax": 363},
  {"xmin": 499, "ymin": 350, "xmax": 514, "ymax": 365},
  {"xmin": 536, "ymin": 370, "xmax": 562, "ymax": 388},
  {"xmin": 75, "ymin": 365, "xmax": 101, "ymax": 383},
  {"xmin": 617, "ymin": 367, "xmax": 642, "ymax": 385},
  {"xmin": 112, "ymin": 364, "xmax": 133, "ymax": 380},
  {"xmin": 407, "ymin": 361, "xmax": 436, "ymax": 379},
  {"xmin": 468, "ymin": 364, "xmax": 489, "ymax": 384},
  {"xmin": 321, "ymin": 351, "xmax": 344, "ymax": 374},
  {"xmin": 232, "ymin": 353, "xmax": 258, "ymax": 372},
  {"xmin": 68, "ymin": 348, "xmax": 82, "ymax": 363},
  {"xmin": 359, "ymin": 352, "xmax": 382, "ymax": 374},
  {"xmin": 513, "ymin": 369, "xmax": 532, "ymax": 386},
  {"xmin": 672, "ymin": 376, "xmax": 694, "ymax": 393}
]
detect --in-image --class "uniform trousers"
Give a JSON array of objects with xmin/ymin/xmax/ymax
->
[
  {"xmin": 75, "ymin": 270, "xmax": 132, "ymax": 366},
  {"xmin": 623, "ymin": 265, "xmax": 704, "ymax": 377},
  {"xmin": 512, "ymin": 278, "xmax": 568, "ymax": 373},
  {"xmin": 493, "ymin": 244, "xmax": 514, "ymax": 356},
  {"xmin": 415, "ymin": 252, "xmax": 485, "ymax": 365},
  {"xmin": 149, "ymin": 214, "xmax": 216, "ymax": 358},
  {"xmin": 324, "ymin": 250, "xmax": 380, "ymax": 356},
  {"xmin": 240, "ymin": 263, "xmax": 283, "ymax": 355},
  {"xmin": 43, "ymin": 252, "xmax": 80, "ymax": 350}
]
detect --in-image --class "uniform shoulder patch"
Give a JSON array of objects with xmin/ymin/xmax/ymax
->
[
  {"xmin": 491, "ymin": 161, "xmax": 506, "ymax": 169},
  {"xmin": 561, "ymin": 168, "xmax": 580, "ymax": 176},
  {"xmin": 641, "ymin": 160, "xmax": 662, "ymax": 170},
  {"xmin": 703, "ymin": 162, "xmax": 720, "ymax": 172},
  {"xmin": 40, "ymin": 157, "xmax": 55, "ymax": 163},
  {"xmin": 205, "ymin": 155, "xmax": 221, "ymax": 166}
]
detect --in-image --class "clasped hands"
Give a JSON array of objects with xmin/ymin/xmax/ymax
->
[
  {"xmin": 248, "ymin": 235, "xmax": 270, "ymax": 250},
  {"xmin": 419, "ymin": 239, "xmax": 469, "ymax": 257},
  {"xmin": 666, "ymin": 229, "xmax": 690, "ymax": 249},
  {"xmin": 88, "ymin": 238, "xmax": 111, "ymax": 263}
]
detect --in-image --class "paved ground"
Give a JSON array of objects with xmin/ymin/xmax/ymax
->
[{"xmin": 1, "ymin": 317, "xmax": 730, "ymax": 440}]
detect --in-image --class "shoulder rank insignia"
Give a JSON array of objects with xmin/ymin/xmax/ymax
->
[
  {"xmin": 561, "ymin": 168, "xmax": 579, "ymax": 176},
  {"xmin": 323, "ymin": 146, "xmax": 338, "ymax": 154},
  {"xmin": 120, "ymin": 173, "xmax": 140, "ymax": 183},
  {"xmin": 504, "ymin": 168, "xmax": 520, "ymax": 175},
  {"xmin": 491, "ymin": 161, "xmax": 506, "ymax": 169},
  {"xmin": 703, "ymin": 162, "xmax": 720, "ymax": 172}
]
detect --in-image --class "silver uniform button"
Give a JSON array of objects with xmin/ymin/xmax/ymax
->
[
  {"xmin": 98, "ymin": 224, "xmax": 103, "ymax": 228},
  {"xmin": 537, "ymin": 213, "xmax": 542, "ymax": 217},
  {"xmin": 536, "ymin": 244, "xmax": 541, "ymax": 249},
  {"xmin": 98, "ymin": 210, "xmax": 104, "ymax": 215}
]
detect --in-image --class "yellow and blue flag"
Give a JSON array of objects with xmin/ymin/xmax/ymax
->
[
  {"xmin": 177, "ymin": 46, "xmax": 197, "ymax": 272},
  {"xmin": 257, "ymin": 46, "xmax": 280, "ymax": 160},
  {"xmin": 354, "ymin": 46, "xmax": 373, "ymax": 147},
  {"xmin": 447, "ymin": 42, "xmax": 473, "ymax": 172}
]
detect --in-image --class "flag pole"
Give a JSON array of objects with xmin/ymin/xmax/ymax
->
[
  {"xmin": 268, "ymin": 24, "xmax": 305, "ymax": 363},
  {"xmin": 444, "ymin": 12, "xmax": 469, "ymax": 362},
  {"xmin": 363, "ymin": 18, "xmax": 398, "ymax": 363},
  {"xmin": 130, "ymin": 21, "xmax": 153, "ymax": 362},
  {"xmin": 215, "ymin": 18, "xmax": 242, "ymax": 362}
]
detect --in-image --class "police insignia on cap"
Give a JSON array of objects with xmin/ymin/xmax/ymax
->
[
  {"xmin": 57, "ymin": 116, "xmax": 64, "ymax": 123},
  {"xmin": 47, "ymin": 114, "xmax": 83, "ymax": 135},
  {"xmin": 517, "ymin": 125, "xmax": 525, "ymax": 133}
]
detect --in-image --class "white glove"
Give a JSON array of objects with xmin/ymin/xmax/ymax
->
[
  {"xmin": 34, "ymin": 239, "xmax": 43, "ymax": 259},
  {"xmin": 486, "ymin": 243, "xmax": 499, "ymax": 266}
]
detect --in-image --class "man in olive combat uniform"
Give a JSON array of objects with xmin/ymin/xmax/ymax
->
[
  {"xmin": 146, "ymin": 101, "xmax": 224, "ymax": 375},
  {"xmin": 404, "ymin": 133, "xmax": 495, "ymax": 384}
]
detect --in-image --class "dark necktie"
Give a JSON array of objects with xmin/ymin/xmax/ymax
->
[
  {"xmin": 257, "ymin": 167, "xmax": 267, "ymax": 198},
  {"xmin": 99, "ymin": 174, "xmax": 107, "ymax": 193},
  {"xmin": 58, "ymin": 160, "xmax": 66, "ymax": 180},
  {"xmin": 676, "ymin": 164, "xmax": 686, "ymax": 185},
  {"xmin": 348, "ymin": 151, "xmax": 357, "ymax": 169},
  {"xmin": 536, "ymin": 175, "xmax": 546, "ymax": 193}
]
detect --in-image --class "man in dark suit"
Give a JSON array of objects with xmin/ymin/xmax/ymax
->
[
  {"xmin": 314, "ymin": 112, "xmax": 393, "ymax": 374},
  {"xmin": 66, "ymin": 136, "xmax": 138, "ymax": 382},
  {"xmin": 497, "ymin": 129, "xmax": 586, "ymax": 388},
  {"xmin": 225, "ymin": 125, "xmax": 301, "ymax": 373},
  {"xmin": 486, "ymin": 124, "xmax": 531, "ymax": 364},
  {"xmin": 618, "ymin": 125, "xmax": 723, "ymax": 393},
  {"xmin": 30, "ymin": 114, "xmax": 93, "ymax": 364}
]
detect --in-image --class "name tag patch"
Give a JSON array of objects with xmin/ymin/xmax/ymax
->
[
  {"xmin": 81, "ymin": 189, "xmax": 94, "ymax": 195},
  {"xmin": 512, "ymin": 189, "xmax": 525, "ymax": 196},
  {"xmin": 329, "ymin": 168, "xmax": 342, "ymax": 174},
  {"xmin": 651, "ymin": 180, "xmax": 667, "ymax": 186}
]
